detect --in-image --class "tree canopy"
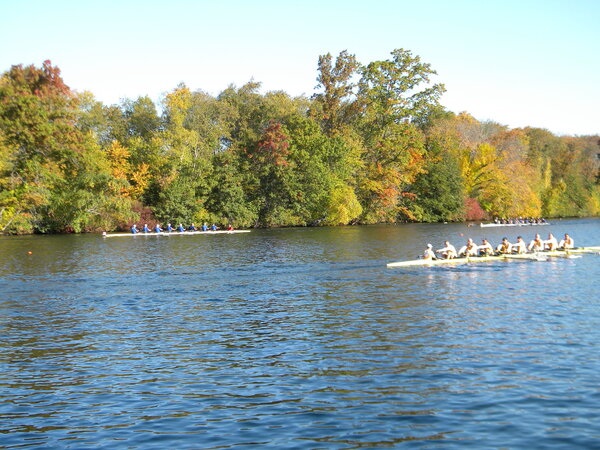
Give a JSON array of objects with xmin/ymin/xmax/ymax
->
[{"xmin": 1, "ymin": 53, "xmax": 598, "ymax": 234}]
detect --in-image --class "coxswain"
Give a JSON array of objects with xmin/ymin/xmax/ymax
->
[
  {"xmin": 202, "ymin": 222, "xmax": 208, "ymax": 231},
  {"xmin": 211, "ymin": 224, "xmax": 218, "ymax": 231},
  {"xmin": 189, "ymin": 223, "xmax": 197, "ymax": 231},
  {"xmin": 166, "ymin": 223, "xmax": 174, "ymax": 232},
  {"xmin": 177, "ymin": 223, "xmax": 185, "ymax": 232},
  {"xmin": 154, "ymin": 223, "xmax": 162, "ymax": 233},
  {"xmin": 558, "ymin": 233, "xmax": 574, "ymax": 249},
  {"xmin": 436, "ymin": 241, "xmax": 457, "ymax": 259},
  {"xmin": 512, "ymin": 236, "xmax": 527, "ymax": 254},
  {"xmin": 544, "ymin": 233, "xmax": 558, "ymax": 251},
  {"xmin": 131, "ymin": 224, "xmax": 138, "ymax": 234},
  {"xmin": 496, "ymin": 237, "xmax": 512, "ymax": 254},
  {"xmin": 227, "ymin": 223, "xmax": 234, "ymax": 231},
  {"xmin": 423, "ymin": 244, "xmax": 437, "ymax": 260},
  {"xmin": 527, "ymin": 233, "xmax": 544, "ymax": 252},
  {"xmin": 142, "ymin": 223, "xmax": 150, "ymax": 233},
  {"xmin": 479, "ymin": 238, "xmax": 494, "ymax": 256},
  {"xmin": 458, "ymin": 238, "xmax": 478, "ymax": 257}
]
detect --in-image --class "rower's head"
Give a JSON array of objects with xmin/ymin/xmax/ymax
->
[
  {"xmin": 564, "ymin": 233, "xmax": 570, "ymax": 238},
  {"xmin": 548, "ymin": 233, "xmax": 554, "ymax": 238},
  {"xmin": 444, "ymin": 240, "xmax": 450, "ymax": 246},
  {"xmin": 535, "ymin": 233, "xmax": 541, "ymax": 239},
  {"xmin": 482, "ymin": 238, "xmax": 488, "ymax": 244},
  {"xmin": 427, "ymin": 243, "xmax": 432, "ymax": 249},
  {"xmin": 467, "ymin": 238, "xmax": 473, "ymax": 244},
  {"xmin": 502, "ymin": 237, "xmax": 509, "ymax": 243}
]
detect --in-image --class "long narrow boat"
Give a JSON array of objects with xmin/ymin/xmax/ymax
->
[
  {"xmin": 386, "ymin": 247, "xmax": 600, "ymax": 268},
  {"xmin": 479, "ymin": 222, "xmax": 550, "ymax": 228},
  {"xmin": 102, "ymin": 230, "xmax": 251, "ymax": 238}
]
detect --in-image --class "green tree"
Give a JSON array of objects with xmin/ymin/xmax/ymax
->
[
  {"xmin": 0, "ymin": 61, "xmax": 133, "ymax": 233},
  {"xmin": 404, "ymin": 139, "xmax": 465, "ymax": 222},
  {"xmin": 311, "ymin": 50, "xmax": 360, "ymax": 137},
  {"xmin": 353, "ymin": 49, "xmax": 445, "ymax": 222}
]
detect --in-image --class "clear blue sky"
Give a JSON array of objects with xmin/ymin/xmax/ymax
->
[{"xmin": 2, "ymin": 0, "xmax": 598, "ymax": 136}]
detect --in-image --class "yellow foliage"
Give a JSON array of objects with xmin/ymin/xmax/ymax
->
[
  {"xmin": 325, "ymin": 183, "xmax": 362, "ymax": 225},
  {"xmin": 129, "ymin": 163, "xmax": 150, "ymax": 198}
]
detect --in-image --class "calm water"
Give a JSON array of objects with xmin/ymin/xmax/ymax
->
[{"xmin": 1, "ymin": 219, "xmax": 600, "ymax": 449}]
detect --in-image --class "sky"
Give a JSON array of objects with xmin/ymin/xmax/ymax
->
[{"xmin": 1, "ymin": 0, "xmax": 598, "ymax": 136}]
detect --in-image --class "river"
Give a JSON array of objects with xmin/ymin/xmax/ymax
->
[{"xmin": 1, "ymin": 219, "xmax": 599, "ymax": 448}]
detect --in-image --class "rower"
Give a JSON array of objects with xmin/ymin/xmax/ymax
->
[
  {"xmin": 479, "ymin": 238, "xmax": 494, "ymax": 256},
  {"xmin": 436, "ymin": 241, "xmax": 457, "ymax": 259},
  {"xmin": 202, "ymin": 222, "xmax": 208, "ymax": 231},
  {"xmin": 544, "ymin": 233, "xmax": 558, "ymax": 251},
  {"xmin": 177, "ymin": 223, "xmax": 185, "ymax": 232},
  {"xmin": 496, "ymin": 237, "xmax": 512, "ymax": 254},
  {"xmin": 227, "ymin": 223, "xmax": 234, "ymax": 231},
  {"xmin": 423, "ymin": 244, "xmax": 437, "ymax": 260},
  {"xmin": 166, "ymin": 223, "xmax": 174, "ymax": 232},
  {"xmin": 558, "ymin": 233, "xmax": 574, "ymax": 249},
  {"xmin": 142, "ymin": 223, "xmax": 150, "ymax": 233},
  {"xmin": 528, "ymin": 233, "xmax": 544, "ymax": 252},
  {"xmin": 131, "ymin": 224, "xmax": 138, "ymax": 234},
  {"xmin": 189, "ymin": 223, "xmax": 197, "ymax": 231},
  {"xmin": 458, "ymin": 238, "xmax": 478, "ymax": 257},
  {"xmin": 211, "ymin": 224, "xmax": 218, "ymax": 231},
  {"xmin": 154, "ymin": 223, "xmax": 163, "ymax": 233},
  {"xmin": 512, "ymin": 236, "xmax": 527, "ymax": 254}
]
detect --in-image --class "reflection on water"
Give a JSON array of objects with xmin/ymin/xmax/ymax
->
[{"xmin": 1, "ymin": 219, "xmax": 600, "ymax": 448}]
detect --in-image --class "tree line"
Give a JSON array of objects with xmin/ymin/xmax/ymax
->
[{"xmin": 1, "ymin": 51, "xmax": 599, "ymax": 234}]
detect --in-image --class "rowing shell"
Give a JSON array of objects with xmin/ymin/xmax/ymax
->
[
  {"xmin": 479, "ymin": 222, "xmax": 550, "ymax": 228},
  {"xmin": 102, "ymin": 230, "xmax": 251, "ymax": 238},
  {"xmin": 386, "ymin": 247, "xmax": 600, "ymax": 268}
]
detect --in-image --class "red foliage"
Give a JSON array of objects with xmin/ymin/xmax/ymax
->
[
  {"xmin": 251, "ymin": 121, "xmax": 290, "ymax": 167},
  {"xmin": 464, "ymin": 197, "xmax": 487, "ymax": 221}
]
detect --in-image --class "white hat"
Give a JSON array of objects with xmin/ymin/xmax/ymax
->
[{"xmin": 427, "ymin": 243, "xmax": 432, "ymax": 248}]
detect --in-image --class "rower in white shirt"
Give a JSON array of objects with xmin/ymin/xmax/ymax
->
[
  {"xmin": 458, "ymin": 238, "xmax": 478, "ymax": 257},
  {"xmin": 478, "ymin": 238, "xmax": 494, "ymax": 256},
  {"xmin": 496, "ymin": 237, "xmax": 513, "ymax": 254},
  {"xmin": 528, "ymin": 233, "xmax": 544, "ymax": 252},
  {"xmin": 436, "ymin": 241, "xmax": 457, "ymax": 259},
  {"xmin": 512, "ymin": 236, "xmax": 527, "ymax": 254},
  {"xmin": 558, "ymin": 233, "xmax": 574, "ymax": 249},
  {"xmin": 544, "ymin": 233, "xmax": 558, "ymax": 251}
]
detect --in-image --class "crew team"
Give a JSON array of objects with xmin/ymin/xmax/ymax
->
[
  {"xmin": 423, "ymin": 233, "xmax": 574, "ymax": 260},
  {"xmin": 130, "ymin": 222, "xmax": 234, "ymax": 234}
]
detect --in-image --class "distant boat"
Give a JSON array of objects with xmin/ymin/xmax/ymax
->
[
  {"xmin": 479, "ymin": 222, "xmax": 550, "ymax": 228},
  {"xmin": 102, "ymin": 230, "xmax": 251, "ymax": 238}
]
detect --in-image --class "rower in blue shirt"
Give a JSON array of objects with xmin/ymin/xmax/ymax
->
[
  {"xmin": 131, "ymin": 224, "xmax": 138, "ymax": 234},
  {"xmin": 154, "ymin": 224, "xmax": 162, "ymax": 233},
  {"xmin": 166, "ymin": 223, "xmax": 174, "ymax": 232},
  {"xmin": 142, "ymin": 224, "xmax": 150, "ymax": 233},
  {"xmin": 202, "ymin": 223, "xmax": 208, "ymax": 231},
  {"xmin": 211, "ymin": 224, "xmax": 218, "ymax": 231},
  {"xmin": 189, "ymin": 223, "xmax": 197, "ymax": 231},
  {"xmin": 177, "ymin": 223, "xmax": 185, "ymax": 232}
]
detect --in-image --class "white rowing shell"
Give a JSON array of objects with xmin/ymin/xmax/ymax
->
[
  {"xmin": 103, "ymin": 230, "xmax": 251, "ymax": 238},
  {"xmin": 387, "ymin": 247, "xmax": 600, "ymax": 267}
]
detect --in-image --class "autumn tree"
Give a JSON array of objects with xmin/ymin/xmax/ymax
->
[{"xmin": 0, "ymin": 61, "xmax": 133, "ymax": 232}]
